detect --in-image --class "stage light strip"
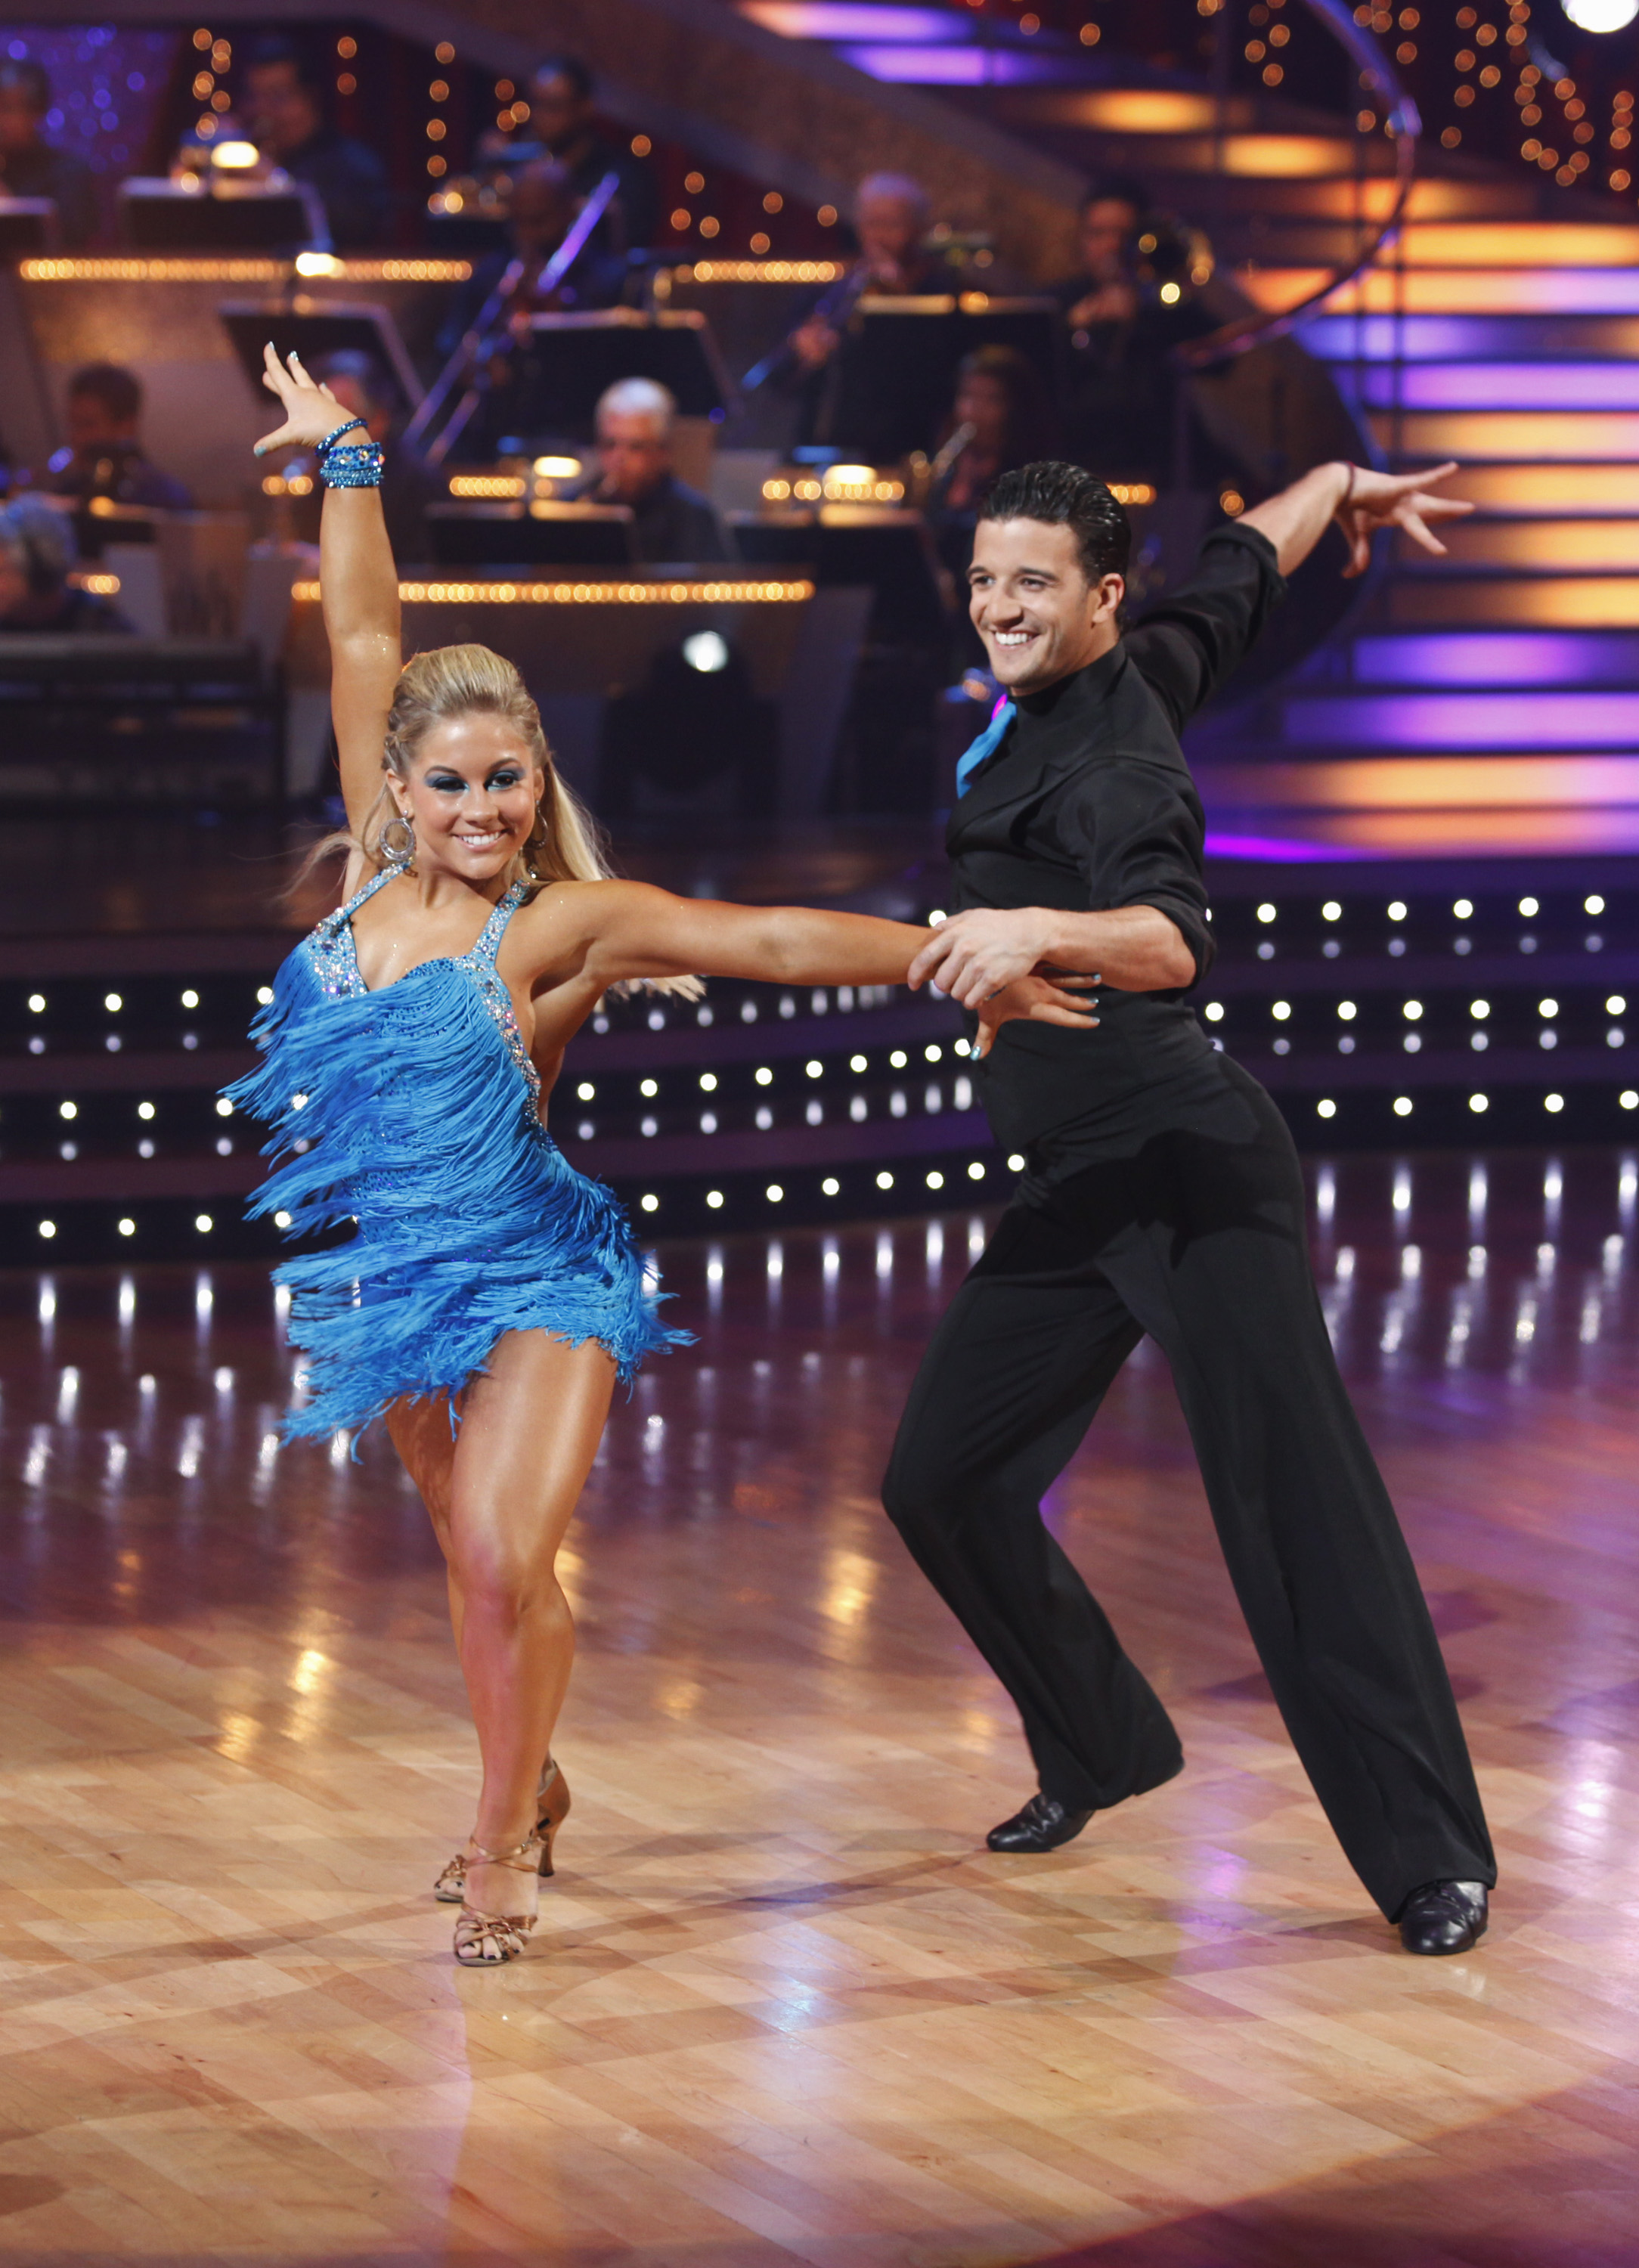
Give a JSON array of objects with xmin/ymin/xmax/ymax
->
[
  {"xmin": 18, "ymin": 256, "xmax": 470, "ymax": 283},
  {"xmin": 670, "ymin": 259, "xmax": 845, "ymax": 284},
  {"xmin": 291, "ymin": 578, "xmax": 816, "ymax": 604}
]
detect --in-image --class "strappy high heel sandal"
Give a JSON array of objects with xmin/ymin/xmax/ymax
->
[
  {"xmin": 435, "ymin": 1758, "xmax": 571, "ymax": 1904},
  {"xmin": 453, "ymin": 1833, "xmax": 544, "ymax": 1966}
]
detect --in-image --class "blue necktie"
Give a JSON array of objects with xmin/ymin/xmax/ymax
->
[{"xmin": 955, "ymin": 698, "xmax": 1016, "ymax": 798}]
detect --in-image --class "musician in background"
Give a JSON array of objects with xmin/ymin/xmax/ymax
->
[
  {"xmin": 278, "ymin": 351, "xmax": 438, "ymax": 563},
  {"xmin": 1049, "ymin": 174, "xmax": 1217, "ymax": 485},
  {"xmin": 926, "ymin": 345, "xmax": 1058, "ymax": 668},
  {"xmin": 0, "ymin": 58, "xmax": 95, "ymax": 249},
  {"xmin": 45, "ymin": 363, "xmax": 193, "ymax": 513},
  {"xmin": 435, "ymin": 159, "xmax": 627, "ymax": 363},
  {"xmin": 571, "ymin": 378, "xmax": 729, "ymax": 562},
  {"xmin": 788, "ymin": 173, "xmax": 948, "ymax": 389},
  {"xmin": 0, "ymin": 497, "xmax": 131, "ymax": 633},
  {"xmin": 927, "ymin": 346, "xmax": 1060, "ymax": 521},
  {"xmin": 238, "ymin": 39, "xmax": 389, "ymax": 248},
  {"xmin": 504, "ymin": 53, "xmax": 658, "ymax": 258}
]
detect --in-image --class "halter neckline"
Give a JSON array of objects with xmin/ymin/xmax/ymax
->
[{"xmin": 326, "ymin": 867, "xmax": 528, "ymax": 998}]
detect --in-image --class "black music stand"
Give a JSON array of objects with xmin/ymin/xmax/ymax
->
[
  {"xmin": 484, "ymin": 311, "xmax": 731, "ymax": 447},
  {"xmin": 427, "ymin": 501, "xmax": 638, "ymax": 568},
  {"xmin": 826, "ymin": 296, "xmax": 1061, "ymax": 462},
  {"xmin": 732, "ymin": 508, "xmax": 943, "ymax": 646},
  {"xmin": 218, "ymin": 302, "xmax": 424, "ymax": 414},
  {"xmin": 0, "ymin": 199, "xmax": 55, "ymax": 256},
  {"xmin": 119, "ymin": 177, "xmax": 325, "ymax": 253}
]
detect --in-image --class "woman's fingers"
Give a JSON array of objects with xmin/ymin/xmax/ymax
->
[{"xmin": 252, "ymin": 421, "xmax": 297, "ymax": 457}]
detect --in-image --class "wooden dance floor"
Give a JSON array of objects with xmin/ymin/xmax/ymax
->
[{"xmin": 2, "ymin": 1145, "xmax": 1637, "ymax": 2267}]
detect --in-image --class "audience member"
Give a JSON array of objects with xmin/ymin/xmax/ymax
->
[
  {"xmin": 575, "ymin": 377, "xmax": 727, "ymax": 561},
  {"xmin": 45, "ymin": 363, "xmax": 193, "ymax": 513},
  {"xmin": 1048, "ymin": 175, "xmax": 1218, "ymax": 485},
  {"xmin": 0, "ymin": 58, "xmax": 95, "ymax": 249},
  {"xmin": 0, "ymin": 496, "xmax": 131, "ymax": 632},
  {"xmin": 239, "ymin": 39, "xmax": 389, "ymax": 247}
]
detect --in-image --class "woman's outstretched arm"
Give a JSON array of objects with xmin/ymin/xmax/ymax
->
[
  {"xmin": 538, "ymin": 882, "xmax": 1097, "ymax": 1056},
  {"xmin": 254, "ymin": 344, "xmax": 400, "ymax": 834}
]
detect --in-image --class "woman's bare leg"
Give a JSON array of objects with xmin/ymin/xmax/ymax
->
[{"xmin": 386, "ymin": 1329, "xmax": 616, "ymax": 1919}]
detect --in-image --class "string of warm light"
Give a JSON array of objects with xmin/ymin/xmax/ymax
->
[
  {"xmin": 291, "ymin": 579, "xmax": 816, "ymax": 604},
  {"xmin": 19, "ymin": 257, "xmax": 470, "ymax": 282}
]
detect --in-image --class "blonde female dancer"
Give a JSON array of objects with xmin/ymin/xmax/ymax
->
[{"xmin": 230, "ymin": 348, "xmax": 1095, "ymax": 1964}]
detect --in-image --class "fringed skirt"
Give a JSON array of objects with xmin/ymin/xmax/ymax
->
[{"xmin": 272, "ymin": 1129, "xmax": 688, "ymax": 1442}]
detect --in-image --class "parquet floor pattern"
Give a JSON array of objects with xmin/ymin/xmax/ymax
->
[{"xmin": 1, "ymin": 1148, "xmax": 1637, "ymax": 2267}]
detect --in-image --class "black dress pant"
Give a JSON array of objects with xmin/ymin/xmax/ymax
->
[{"xmin": 882, "ymin": 1062, "xmax": 1495, "ymax": 1920}]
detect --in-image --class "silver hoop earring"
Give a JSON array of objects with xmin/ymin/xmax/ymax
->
[
  {"xmin": 380, "ymin": 813, "xmax": 416, "ymax": 869},
  {"xmin": 524, "ymin": 800, "xmax": 550, "ymax": 877}
]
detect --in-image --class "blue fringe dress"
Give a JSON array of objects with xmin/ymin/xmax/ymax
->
[{"xmin": 226, "ymin": 865, "xmax": 689, "ymax": 1442}]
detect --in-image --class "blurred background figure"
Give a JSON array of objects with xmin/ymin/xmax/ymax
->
[
  {"xmin": 788, "ymin": 172, "xmax": 944, "ymax": 389},
  {"xmin": 575, "ymin": 377, "xmax": 729, "ymax": 562},
  {"xmin": 508, "ymin": 52, "xmax": 658, "ymax": 259},
  {"xmin": 928, "ymin": 345, "xmax": 1060, "ymax": 520},
  {"xmin": 1049, "ymin": 175, "xmax": 1216, "ymax": 485},
  {"xmin": 0, "ymin": 496, "xmax": 130, "ymax": 632},
  {"xmin": 436, "ymin": 157, "xmax": 628, "ymax": 365},
  {"xmin": 287, "ymin": 350, "xmax": 438, "ymax": 562},
  {"xmin": 0, "ymin": 58, "xmax": 95, "ymax": 249},
  {"xmin": 926, "ymin": 345, "xmax": 1060, "ymax": 671},
  {"xmin": 239, "ymin": 37, "xmax": 389, "ymax": 248},
  {"xmin": 45, "ymin": 363, "xmax": 193, "ymax": 513}
]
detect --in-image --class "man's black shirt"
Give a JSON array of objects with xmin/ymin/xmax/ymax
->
[{"xmin": 947, "ymin": 521, "xmax": 1284, "ymax": 1163}]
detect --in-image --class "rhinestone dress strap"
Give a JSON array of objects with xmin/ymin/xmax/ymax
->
[
  {"xmin": 305, "ymin": 863, "xmax": 404, "ymax": 1001},
  {"xmin": 459, "ymin": 884, "xmax": 540, "ymax": 1099}
]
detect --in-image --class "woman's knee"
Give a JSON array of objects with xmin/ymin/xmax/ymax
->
[{"xmin": 449, "ymin": 1538, "xmax": 566, "ymax": 1628}]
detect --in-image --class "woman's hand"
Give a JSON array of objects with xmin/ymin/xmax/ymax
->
[
  {"xmin": 971, "ymin": 972, "xmax": 1099, "ymax": 1060},
  {"xmin": 252, "ymin": 342, "xmax": 359, "ymax": 457},
  {"xmin": 1334, "ymin": 461, "xmax": 1472, "ymax": 579}
]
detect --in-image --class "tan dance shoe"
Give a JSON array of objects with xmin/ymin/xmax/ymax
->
[
  {"xmin": 452, "ymin": 1833, "xmax": 545, "ymax": 1965},
  {"xmin": 435, "ymin": 1758, "xmax": 570, "ymax": 1903}
]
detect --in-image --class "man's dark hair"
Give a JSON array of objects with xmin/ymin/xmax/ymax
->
[
  {"xmin": 0, "ymin": 58, "xmax": 51, "ymax": 113},
  {"xmin": 1083, "ymin": 172, "xmax": 1149, "ymax": 216},
  {"xmin": 243, "ymin": 36, "xmax": 324, "ymax": 95},
  {"xmin": 979, "ymin": 460, "xmax": 1131, "ymax": 584},
  {"xmin": 68, "ymin": 361, "xmax": 144, "ymax": 426},
  {"xmin": 530, "ymin": 51, "xmax": 594, "ymax": 101}
]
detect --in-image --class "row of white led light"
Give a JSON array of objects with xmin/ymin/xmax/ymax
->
[
  {"xmin": 1203, "ymin": 993, "xmax": 1629, "ymax": 1035},
  {"xmin": 1253, "ymin": 894, "xmax": 1606, "ymax": 925},
  {"xmin": 615, "ymin": 1154, "xmax": 1032, "ymax": 1219},
  {"xmin": 1312, "ymin": 1090, "xmax": 1639, "ymax": 1122},
  {"xmin": 569, "ymin": 1040, "xmax": 962, "ymax": 1109},
  {"xmin": 22, "ymin": 985, "xmax": 274, "ymax": 1018}
]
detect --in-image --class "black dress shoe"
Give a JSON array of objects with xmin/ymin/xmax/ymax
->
[
  {"xmin": 1398, "ymin": 1879, "xmax": 1489, "ymax": 1956},
  {"xmin": 986, "ymin": 1793, "xmax": 1094, "ymax": 1853}
]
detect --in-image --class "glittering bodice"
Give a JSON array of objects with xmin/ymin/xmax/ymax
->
[{"xmin": 304, "ymin": 868, "xmax": 540, "ymax": 1101}]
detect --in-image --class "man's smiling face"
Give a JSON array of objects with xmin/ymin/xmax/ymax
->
[{"xmin": 968, "ymin": 517, "xmax": 1123, "ymax": 696}]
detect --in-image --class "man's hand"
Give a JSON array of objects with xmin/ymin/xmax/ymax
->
[
  {"xmin": 1334, "ymin": 461, "xmax": 1472, "ymax": 579},
  {"xmin": 910, "ymin": 908, "xmax": 1074, "ymax": 1008},
  {"xmin": 971, "ymin": 972, "xmax": 1100, "ymax": 1059}
]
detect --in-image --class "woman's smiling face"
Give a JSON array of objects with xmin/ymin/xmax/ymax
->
[{"xmin": 397, "ymin": 714, "xmax": 543, "ymax": 880}]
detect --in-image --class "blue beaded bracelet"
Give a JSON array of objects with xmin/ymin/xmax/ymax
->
[
  {"xmin": 314, "ymin": 417, "xmax": 367, "ymax": 461},
  {"xmin": 320, "ymin": 442, "xmax": 385, "ymax": 490}
]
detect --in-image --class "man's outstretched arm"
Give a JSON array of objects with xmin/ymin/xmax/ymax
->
[{"xmin": 1241, "ymin": 459, "xmax": 1473, "ymax": 579}]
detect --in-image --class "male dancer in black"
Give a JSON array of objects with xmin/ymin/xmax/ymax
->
[{"xmin": 891, "ymin": 457, "xmax": 1496, "ymax": 1956}]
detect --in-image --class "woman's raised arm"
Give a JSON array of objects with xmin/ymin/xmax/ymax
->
[{"xmin": 254, "ymin": 344, "xmax": 400, "ymax": 835}]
